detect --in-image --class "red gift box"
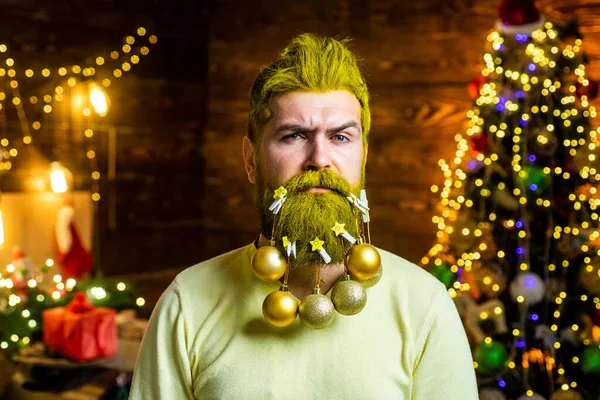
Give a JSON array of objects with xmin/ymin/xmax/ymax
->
[{"xmin": 43, "ymin": 292, "xmax": 117, "ymax": 361}]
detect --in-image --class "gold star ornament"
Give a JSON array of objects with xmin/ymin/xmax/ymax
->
[
  {"xmin": 273, "ymin": 186, "xmax": 288, "ymax": 200},
  {"xmin": 331, "ymin": 222, "xmax": 346, "ymax": 236},
  {"xmin": 310, "ymin": 237, "xmax": 325, "ymax": 252}
]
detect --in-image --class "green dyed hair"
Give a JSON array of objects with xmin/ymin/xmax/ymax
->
[{"xmin": 247, "ymin": 33, "xmax": 370, "ymax": 148}]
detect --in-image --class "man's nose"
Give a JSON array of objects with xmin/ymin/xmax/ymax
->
[{"xmin": 303, "ymin": 136, "xmax": 332, "ymax": 172}]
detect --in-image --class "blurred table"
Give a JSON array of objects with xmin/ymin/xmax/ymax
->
[{"xmin": 1, "ymin": 352, "xmax": 130, "ymax": 400}]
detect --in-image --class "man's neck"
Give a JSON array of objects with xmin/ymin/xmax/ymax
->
[{"xmin": 256, "ymin": 234, "xmax": 345, "ymax": 300}]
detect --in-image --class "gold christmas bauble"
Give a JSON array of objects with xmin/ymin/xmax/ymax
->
[
  {"xmin": 449, "ymin": 218, "xmax": 478, "ymax": 253},
  {"xmin": 299, "ymin": 293, "xmax": 335, "ymax": 329},
  {"xmin": 472, "ymin": 263, "xmax": 507, "ymax": 298},
  {"xmin": 354, "ymin": 266, "xmax": 383, "ymax": 288},
  {"xmin": 580, "ymin": 257, "xmax": 600, "ymax": 295},
  {"xmin": 251, "ymin": 246, "xmax": 286, "ymax": 282},
  {"xmin": 551, "ymin": 389, "xmax": 583, "ymax": 400},
  {"xmin": 331, "ymin": 276, "xmax": 367, "ymax": 315},
  {"xmin": 477, "ymin": 232, "xmax": 497, "ymax": 261},
  {"xmin": 262, "ymin": 289, "xmax": 298, "ymax": 327},
  {"xmin": 530, "ymin": 127, "xmax": 557, "ymax": 157},
  {"xmin": 345, "ymin": 244, "xmax": 381, "ymax": 280},
  {"xmin": 574, "ymin": 145, "xmax": 600, "ymax": 175}
]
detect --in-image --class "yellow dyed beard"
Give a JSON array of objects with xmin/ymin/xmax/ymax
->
[{"xmin": 256, "ymin": 169, "xmax": 362, "ymax": 269}]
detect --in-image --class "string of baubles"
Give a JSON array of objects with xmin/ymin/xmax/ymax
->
[{"xmin": 251, "ymin": 187, "xmax": 382, "ymax": 329}]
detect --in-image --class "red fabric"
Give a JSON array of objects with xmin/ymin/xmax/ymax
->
[
  {"xmin": 56, "ymin": 223, "xmax": 93, "ymax": 280},
  {"xmin": 12, "ymin": 249, "xmax": 25, "ymax": 260},
  {"xmin": 469, "ymin": 134, "xmax": 489, "ymax": 155},
  {"xmin": 467, "ymin": 75, "xmax": 487, "ymax": 100},
  {"xmin": 42, "ymin": 294, "xmax": 117, "ymax": 361},
  {"xmin": 498, "ymin": 0, "xmax": 540, "ymax": 26},
  {"xmin": 576, "ymin": 80, "xmax": 599, "ymax": 100}
]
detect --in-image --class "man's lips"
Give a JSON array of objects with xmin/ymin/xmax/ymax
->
[{"xmin": 306, "ymin": 187, "xmax": 332, "ymax": 193}]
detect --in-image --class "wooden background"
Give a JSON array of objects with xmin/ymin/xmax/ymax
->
[
  {"xmin": 202, "ymin": 0, "xmax": 600, "ymax": 264},
  {"xmin": 1, "ymin": 0, "xmax": 599, "ymax": 305}
]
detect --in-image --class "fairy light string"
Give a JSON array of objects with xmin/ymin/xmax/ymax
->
[{"xmin": 0, "ymin": 27, "xmax": 158, "ymax": 200}]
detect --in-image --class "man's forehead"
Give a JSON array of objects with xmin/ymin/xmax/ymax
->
[{"xmin": 270, "ymin": 90, "xmax": 361, "ymax": 125}]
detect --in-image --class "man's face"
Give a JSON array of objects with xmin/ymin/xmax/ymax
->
[
  {"xmin": 254, "ymin": 90, "xmax": 364, "ymax": 189},
  {"xmin": 243, "ymin": 90, "xmax": 367, "ymax": 268}
]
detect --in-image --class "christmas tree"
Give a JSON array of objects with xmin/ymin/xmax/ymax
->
[{"xmin": 422, "ymin": 1, "xmax": 600, "ymax": 399}]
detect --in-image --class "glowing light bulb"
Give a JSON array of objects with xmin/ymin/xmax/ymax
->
[
  {"xmin": 49, "ymin": 162, "xmax": 69, "ymax": 193},
  {"xmin": 88, "ymin": 82, "xmax": 109, "ymax": 116},
  {"xmin": 90, "ymin": 286, "xmax": 107, "ymax": 299}
]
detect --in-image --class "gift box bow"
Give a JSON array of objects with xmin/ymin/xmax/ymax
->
[{"xmin": 66, "ymin": 291, "xmax": 95, "ymax": 313}]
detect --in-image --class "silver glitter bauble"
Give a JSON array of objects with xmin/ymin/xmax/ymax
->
[
  {"xmin": 331, "ymin": 275, "xmax": 367, "ymax": 315},
  {"xmin": 299, "ymin": 292, "xmax": 335, "ymax": 329}
]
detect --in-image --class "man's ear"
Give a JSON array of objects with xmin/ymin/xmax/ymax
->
[{"xmin": 243, "ymin": 136, "xmax": 257, "ymax": 184}]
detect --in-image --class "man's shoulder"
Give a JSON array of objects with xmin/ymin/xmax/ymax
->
[
  {"xmin": 172, "ymin": 243, "xmax": 254, "ymax": 290},
  {"xmin": 376, "ymin": 247, "xmax": 448, "ymax": 305},
  {"xmin": 377, "ymin": 247, "xmax": 444, "ymax": 289},
  {"xmin": 375, "ymin": 247, "xmax": 454, "ymax": 338}
]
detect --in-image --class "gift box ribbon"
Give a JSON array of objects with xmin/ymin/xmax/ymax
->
[{"xmin": 66, "ymin": 291, "xmax": 95, "ymax": 313}]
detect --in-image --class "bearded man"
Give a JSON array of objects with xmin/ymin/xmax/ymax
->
[{"xmin": 130, "ymin": 33, "xmax": 478, "ymax": 399}]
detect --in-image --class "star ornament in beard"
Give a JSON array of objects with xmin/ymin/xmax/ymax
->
[{"xmin": 257, "ymin": 169, "xmax": 360, "ymax": 269}]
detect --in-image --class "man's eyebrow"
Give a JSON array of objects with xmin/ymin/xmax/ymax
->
[
  {"xmin": 326, "ymin": 121, "xmax": 360, "ymax": 133},
  {"xmin": 275, "ymin": 123, "xmax": 313, "ymax": 134},
  {"xmin": 275, "ymin": 121, "xmax": 361, "ymax": 134}
]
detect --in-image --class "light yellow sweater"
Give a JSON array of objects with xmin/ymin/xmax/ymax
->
[{"xmin": 130, "ymin": 243, "xmax": 478, "ymax": 399}]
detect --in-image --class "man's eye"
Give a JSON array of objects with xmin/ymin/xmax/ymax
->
[
  {"xmin": 333, "ymin": 134, "xmax": 349, "ymax": 142},
  {"xmin": 282, "ymin": 133, "xmax": 303, "ymax": 141}
]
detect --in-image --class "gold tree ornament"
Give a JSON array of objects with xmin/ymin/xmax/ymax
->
[
  {"xmin": 530, "ymin": 127, "xmax": 558, "ymax": 156},
  {"xmin": 353, "ymin": 266, "xmax": 383, "ymax": 288},
  {"xmin": 476, "ymin": 232, "xmax": 498, "ymax": 260},
  {"xmin": 345, "ymin": 243, "xmax": 381, "ymax": 280},
  {"xmin": 472, "ymin": 263, "xmax": 507, "ymax": 298},
  {"xmin": 298, "ymin": 287, "xmax": 335, "ymax": 329},
  {"xmin": 550, "ymin": 389, "xmax": 584, "ymax": 400},
  {"xmin": 331, "ymin": 274, "xmax": 367, "ymax": 315},
  {"xmin": 251, "ymin": 246, "xmax": 286, "ymax": 282},
  {"xmin": 262, "ymin": 286, "xmax": 298, "ymax": 327},
  {"xmin": 579, "ymin": 257, "xmax": 600, "ymax": 295},
  {"xmin": 449, "ymin": 217, "xmax": 479, "ymax": 253}
]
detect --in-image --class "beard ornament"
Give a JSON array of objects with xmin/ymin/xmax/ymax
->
[{"xmin": 253, "ymin": 171, "xmax": 381, "ymax": 329}]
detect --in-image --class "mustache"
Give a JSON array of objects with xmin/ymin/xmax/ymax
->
[{"xmin": 280, "ymin": 170, "xmax": 353, "ymax": 197}]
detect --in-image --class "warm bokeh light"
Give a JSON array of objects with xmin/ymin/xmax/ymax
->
[
  {"xmin": 0, "ymin": 209, "xmax": 4, "ymax": 247},
  {"xmin": 88, "ymin": 81, "xmax": 109, "ymax": 116},
  {"xmin": 49, "ymin": 162, "xmax": 69, "ymax": 193}
]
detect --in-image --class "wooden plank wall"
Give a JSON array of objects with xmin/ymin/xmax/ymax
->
[
  {"xmin": 204, "ymin": 0, "xmax": 492, "ymax": 263},
  {"xmin": 202, "ymin": 0, "xmax": 600, "ymax": 271}
]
